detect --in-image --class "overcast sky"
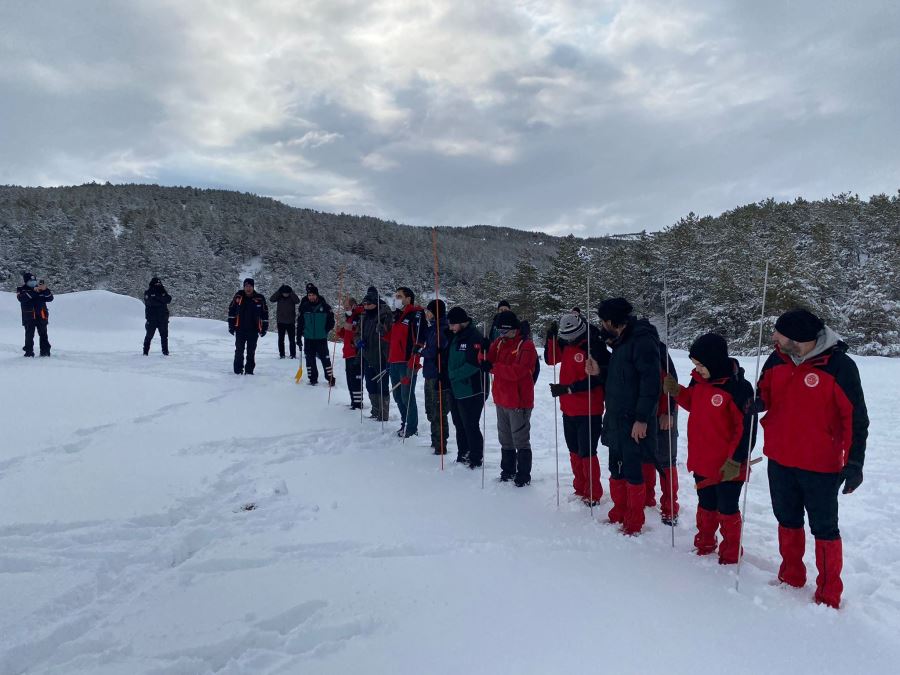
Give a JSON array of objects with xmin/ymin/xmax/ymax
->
[{"xmin": 1, "ymin": 0, "xmax": 899, "ymax": 235}]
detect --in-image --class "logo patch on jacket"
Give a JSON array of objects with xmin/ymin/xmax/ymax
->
[
  {"xmin": 574, "ymin": 353, "xmax": 585, "ymax": 363},
  {"xmin": 804, "ymin": 373, "xmax": 820, "ymax": 388},
  {"xmin": 711, "ymin": 393, "xmax": 724, "ymax": 407}
]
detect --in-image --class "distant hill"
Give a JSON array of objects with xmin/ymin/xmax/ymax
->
[{"xmin": 1, "ymin": 184, "xmax": 897, "ymax": 354}]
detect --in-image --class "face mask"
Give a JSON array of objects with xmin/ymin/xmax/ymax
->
[
  {"xmin": 391, "ymin": 297, "xmax": 403, "ymax": 310},
  {"xmin": 27, "ymin": 279, "xmax": 38, "ymax": 288}
]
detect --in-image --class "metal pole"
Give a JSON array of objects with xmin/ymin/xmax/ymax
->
[
  {"xmin": 663, "ymin": 277, "xmax": 675, "ymax": 548},
  {"xmin": 735, "ymin": 259, "xmax": 770, "ymax": 591}
]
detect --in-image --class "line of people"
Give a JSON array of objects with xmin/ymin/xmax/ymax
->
[{"xmin": 13, "ymin": 272, "xmax": 870, "ymax": 609}]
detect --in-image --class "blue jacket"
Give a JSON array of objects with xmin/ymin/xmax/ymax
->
[{"xmin": 422, "ymin": 318, "xmax": 451, "ymax": 385}]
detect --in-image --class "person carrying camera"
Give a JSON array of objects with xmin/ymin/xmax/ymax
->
[{"xmin": 16, "ymin": 272, "xmax": 54, "ymax": 357}]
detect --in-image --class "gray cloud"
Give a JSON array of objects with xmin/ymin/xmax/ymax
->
[{"xmin": 1, "ymin": 0, "xmax": 898, "ymax": 235}]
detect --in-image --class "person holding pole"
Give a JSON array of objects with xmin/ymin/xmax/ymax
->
[
  {"xmin": 296, "ymin": 283, "xmax": 336, "ymax": 386},
  {"xmin": 447, "ymin": 306, "xmax": 488, "ymax": 469},
  {"xmin": 545, "ymin": 312, "xmax": 608, "ymax": 505},
  {"xmin": 755, "ymin": 309, "xmax": 869, "ymax": 608},
  {"xmin": 336, "ymin": 296, "xmax": 364, "ymax": 409},
  {"xmin": 485, "ymin": 311, "xmax": 537, "ymax": 486},
  {"xmin": 358, "ymin": 287, "xmax": 393, "ymax": 422},
  {"xmin": 642, "ymin": 343, "xmax": 680, "ymax": 525},
  {"xmin": 388, "ymin": 287, "xmax": 427, "ymax": 439},
  {"xmin": 595, "ymin": 298, "xmax": 661, "ymax": 536},
  {"xmin": 663, "ymin": 333, "xmax": 754, "ymax": 564},
  {"xmin": 423, "ymin": 299, "xmax": 451, "ymax": 454}
]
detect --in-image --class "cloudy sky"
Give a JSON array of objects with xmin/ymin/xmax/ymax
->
[{"xmin": 1, "ymin": 0, "xmax": 898, "ymax": 235}]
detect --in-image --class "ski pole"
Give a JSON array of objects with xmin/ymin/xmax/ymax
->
[
  {"xmin": 735, "ymin": 259, "xmax": 770, "ymax": 592},
  {"xmin": 328, "ymin": 267, "xmax": 345, "ymax": 405},
  {"xmin": 663, "ymin": 276, "xmax": 676, "ymax": 548}
]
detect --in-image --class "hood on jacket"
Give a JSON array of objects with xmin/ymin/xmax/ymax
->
[{"xmin": 792, "ymin": 326, "xmax": 841, "ymax": 365}]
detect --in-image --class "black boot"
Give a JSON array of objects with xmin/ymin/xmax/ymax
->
[
  {"xmin": 499, "ymin": 448, "xmax": 516, "ymax": 481},
  {"xmin": 514, "ymin": 448, "xmax": 532, "ymax": 487}
]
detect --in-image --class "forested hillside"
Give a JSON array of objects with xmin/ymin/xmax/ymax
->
[{"xmin": 2, "ymin": 185, "xmax": 897, "ymax": 354}]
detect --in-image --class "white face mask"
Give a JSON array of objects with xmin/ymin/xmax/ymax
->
[
  {"xmin": 27, "ymin": 279, "xmax": 38, "ymax": 288},
  {"xmin": 391, "ymin": 297, "xmax": 403, "ymax": 310}
]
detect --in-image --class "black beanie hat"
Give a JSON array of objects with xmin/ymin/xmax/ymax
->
[
  {"xmin": 306, "ymin": 283, "xmax": 319, "ymax": 295},
  {"xmin": 23, "ymin": 272, "xmax": 34, "ymax": 282},
  {"xmin": 150, "ymin": 277, "xmax": 161, "ymax": 285},
  {"xmin": 689, "ymin": 333, "xmax": 733, "ymax": 380},
  {"xmin": 363, "ymin": 286, "xmax": 379, "ymax": 304},
  {"xmin": 775, "ymin": 309, "xmax": 824, "ymax": 343},
  {"xmin": 497, "ymin": 299, "xmax": 511, "ymax": 310},
  {"xmin": 496, "ymin": 311, "xmax": 520, "ymax": 331},
  {"xmin": 447, "ymin": 306, "xmax": 470, "ymax": 324},
  {"xmin": 427, "ymin": 299, "xmax": 447, "ymax": 318},
  {"xmin": 243, "ymin": 277, "xmax": 255, "ymax": 287},
  {"xmin": 596, "ymin": 297, "xmax": 634, "ymax": 325}
]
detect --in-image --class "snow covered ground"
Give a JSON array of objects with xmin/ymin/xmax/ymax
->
[{"xmin": 1, "ymin": 290, "xmax": 899, "ymax": 675}]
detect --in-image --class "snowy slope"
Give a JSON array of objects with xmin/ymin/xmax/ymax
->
[{"xmin": 1, "ymin": 291, "xmax": 899, "ymax": 675}]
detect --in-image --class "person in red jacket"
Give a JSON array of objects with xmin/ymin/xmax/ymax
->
[
  {"xmin": 664, "ymin": 334, "xmax": 754, "ymax": 564},
  {"xmin": 756, "ymin": 309, "xmax": 868, "ymax": 609},
  {"xmin": 643, "ymin": 343, "xmax": 680, "ymax": 525},
  {"xmin": 388, "ymin": 287, "xmax": 428, "ymax": 438},
  {"xmin": 544, "ymin": 312, "xmax": 610, "ymax": 505},
  {"xmin": 484, "ymin": 311, "xmax": 538, "ymax": 486},
  {"xmin": 336, "ymin": 296, "xmax": 364, "ymax": 410}
]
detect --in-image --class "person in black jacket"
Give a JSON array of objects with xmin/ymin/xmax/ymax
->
[
  {"xmin": 16, "ymin": 272, "xmax": 54, "ymax": 357},
  {"xmin": 596, "ymin": 297, "xmax": 662, "ymax": 536},
  {"xmin": 269, "ymin": 284, "xmax": 300, "ymax": 359},
  {"xmin": 227, "ymin": 278, "xmax": 269, "ymax": 375},
  {"xmin": 143, "ymin": 277, "xmax": 172, "ymax": 356},
  {"xmin": 296, "ymin": 283, "xmax": 336, "ymax": 386}
]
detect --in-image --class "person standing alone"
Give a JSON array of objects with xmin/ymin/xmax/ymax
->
[{"xmin": 143, "ymin": 277, "xmax": 172, "ymax": 356}]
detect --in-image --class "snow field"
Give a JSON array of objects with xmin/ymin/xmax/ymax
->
[{"xmin": 1, "ymin": 291, "xmax": 899, "ymax": 674}]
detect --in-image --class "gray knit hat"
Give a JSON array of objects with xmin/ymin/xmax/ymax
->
[{"xmin": 558, "ymin": 312, "xmax": 587, "ymax": 342}]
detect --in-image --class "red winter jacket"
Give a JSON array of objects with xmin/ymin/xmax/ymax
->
[
  {"xmin": 544, "ymin": 329, "xmax": 608, "ymax": 417},
  {"xmin": 676, "ymin": 367, "xmax": 753, "ymax": 482},
  {"xmin": 487, "ymin": 332, "xmax": 537, "ymax": 409},
  {"xmin": 757, "ymin": 336, "xmax": 868, "ymax": 473},
  {"xmin": 388, "ymin": 304, "xmax": 427, "ymax": 365},
  {"xmin": 336, "ymin": 306, "xmax": 363, "ymax": 359}
]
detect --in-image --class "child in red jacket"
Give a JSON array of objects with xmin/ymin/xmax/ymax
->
[{"xmin": 663, "ymin": 334, "xmax": 755, "ymax": 564}]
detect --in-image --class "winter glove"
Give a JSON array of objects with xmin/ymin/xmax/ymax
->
[
  {"xmin": 720, "ymin": 458, "xmax": 742, "ymax": 482},
  {"xmin": 545, "ymin": 321, "xmax": 558, "ymax": 340},
  {"xmin": 229, "ymin": 327, "xmax": 236, "ymax": 336},
  {"xmin": 355, "ymin": 339, "xmax": 366, "ymax": 350},
  {"xmin": 840, "ymin": 461, "xmax": 863, "ymax": 494},
  {"xmin": 549, "ymin": 383, "xmax": 570, "ymax": 398},
  {"xmin": 480, "ymin": 360, "xmax": 493, "ymax": 373},
  {"xmin": 662, "ymin": 375, "xmax": 682, "ymax": 398},
  {"xmin": 297, "ymin": 339, "xmax": 303, "ymax": 349}
]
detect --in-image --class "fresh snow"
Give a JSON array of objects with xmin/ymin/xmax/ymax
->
[{"xmin": 1, "ymin": 290, "xmax": 899, "ymax": 674}]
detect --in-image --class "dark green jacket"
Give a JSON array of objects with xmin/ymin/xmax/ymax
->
[
  {"xmin": 297, "ymin": 296, "xmax": 335, "ymax": 341},
  {"xmin": 448, "ymin": 323, "xmax": 488, "ymax": 400}
]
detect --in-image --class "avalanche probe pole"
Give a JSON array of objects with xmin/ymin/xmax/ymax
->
[
  {"xmin": 328, "ymin": 266, "xmax": 345, "ymax": 405},
  {"xmin": 481, "ymin": 319, "xmax": 488, "ymax": 490},
  {"xmin": 663, "ymin": 276, "xmax": 676, "ymax": 548},
  {"xmin": 586, "ymin": 276, "xmax": 594, "ymax": 518},
  {"xmin": 377, "ymin": 289, "xmax": 386, "ymax": 433},
  {"xmin": 433, "ymin": 228, "xmax": 445, "ymax": 470},
  {"xmin": 552, "ymin": 337, "xmax": 560, "ymax": 508},
  {"xmin": 401, "ymin": 316, "xmax": 422, "ymax": 445},
  {"xmin": 735, "ymin": 259, "xmax": 770, "ymax": 592}
]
